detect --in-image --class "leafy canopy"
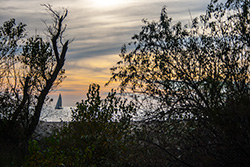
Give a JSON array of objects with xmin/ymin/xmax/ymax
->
[{"xmin": 108, "ymin": 1, "xmax": 250, "ymax": 120}]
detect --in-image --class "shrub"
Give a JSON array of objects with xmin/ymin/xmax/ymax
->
[{"xmin": 26, "ymin": 84, "xmax": 136, "ymax": 167}]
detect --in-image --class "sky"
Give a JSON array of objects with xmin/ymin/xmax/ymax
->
[{"xmin": 0, "ymin": 0, "xmax": 211, "ymax": 106}]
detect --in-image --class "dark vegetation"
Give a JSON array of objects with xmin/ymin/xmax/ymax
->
[
  {"xmin": 26, "ymin": 84, "xmax": 137, "ymax": 167},
  {"xmin": 1, "ymin": 0, "xmax": 250, "ymax": 166},
  {"xmin": 0, "ymin": 4, "xmax": 69, "ymax": 166}
]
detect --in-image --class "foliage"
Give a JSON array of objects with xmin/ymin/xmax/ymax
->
[
  {"xmin": 0, "ymin": 4, "xmax": 69, "ymax": 144},
  {"xmin": 108, "ymin": 0, "xmax": 250, "ymax": 166},
  {"xmin": 108, "ymin": 3, "xmax": 249, "ymax": 120},
  {"xmin": 26, "ymin": 84, "xmax": 137, "ymax": 167}
]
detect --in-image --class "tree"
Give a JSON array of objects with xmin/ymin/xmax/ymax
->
[
  {"xmin": 107, "ymin": 0, "xmax": 250, "ymax": 166},
  {"xmin": 26, "ymin": 84, "xmax": 137, "ymax": 167},
  {"xmin": 0, "ymin": 4, "xmax": 69, "ymax": 144}
]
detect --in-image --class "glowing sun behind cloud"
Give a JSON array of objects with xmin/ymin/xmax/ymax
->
[{"xmin": 90, "ymin": 0, "xmax": 126, "ymax": 8}]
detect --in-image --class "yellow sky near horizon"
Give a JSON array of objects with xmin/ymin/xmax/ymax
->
[{"xmin": 49, "ymin": 54, "xmax": 121, "ymax": 106}]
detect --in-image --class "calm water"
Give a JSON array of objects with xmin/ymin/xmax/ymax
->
[
  {"xmin": 40, "ymin": 105, "xmax": 144, "ymax": 122},
  {"xmin": 40, "ymin": 105, "xmax": 74, "ymax": 122}
]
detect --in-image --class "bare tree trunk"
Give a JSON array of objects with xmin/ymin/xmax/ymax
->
[
  {"xmin": 26, "ymin": 41, "xmax": 68, "ymax": 139},
  {"xmin": 25, "ymin": 5, "xmax": 69, "ymax": 139}
]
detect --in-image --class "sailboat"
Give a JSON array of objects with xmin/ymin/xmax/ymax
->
[{"xmin": 55, "ymin": 94, "xmax": 63, "ymax": 109}]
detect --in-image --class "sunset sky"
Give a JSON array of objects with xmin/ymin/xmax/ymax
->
[{"xmin": 0, "ymin": 0, "xmax": 211, "ymax": 106}]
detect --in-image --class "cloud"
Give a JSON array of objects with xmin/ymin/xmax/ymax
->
[
  {"xmin": 57, "ymin": 88, "xmax": 78, "ymax": 92},
  {"xmin": 0, "ymin": 0, "xmax": 212, "ymax": 105}
]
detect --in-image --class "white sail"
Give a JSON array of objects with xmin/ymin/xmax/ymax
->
[{"xmin": 55, "ymin": 94, "xmax": 63, "ymax": 109}]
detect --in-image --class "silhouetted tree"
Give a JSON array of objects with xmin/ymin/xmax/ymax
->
[
  {"xmin": 0, "ymin": 4, "xmax": 69, "ymax": 144},
  {"xmin": 108, "ymin": 0, "xmax": 250, "ymax": 166},
  {"xmin": 26, "ymin": 84, "xmax": 137, "ymax": 167}
]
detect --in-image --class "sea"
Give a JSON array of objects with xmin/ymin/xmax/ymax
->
[
  {"xmin": 40, "ymin": 105, "xmax": 145, "ymax": 122},
  {"xmin": 40, "ymin": 105, "xmax": 74, "ymax": 122}
]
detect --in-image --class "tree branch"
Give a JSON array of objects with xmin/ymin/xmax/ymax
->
[{"xmin": 140, "ymin": 138, "xmax": 196, "ymax": 167}]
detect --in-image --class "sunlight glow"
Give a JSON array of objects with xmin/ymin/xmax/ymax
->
[{"xmin": 91, "ymin": 0, "xmax": 126, "ymax": 8}]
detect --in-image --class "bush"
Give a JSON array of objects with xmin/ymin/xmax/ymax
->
[{"xmin": 26, "ymin": 84, "xmax": 136, "ymax": 167}]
